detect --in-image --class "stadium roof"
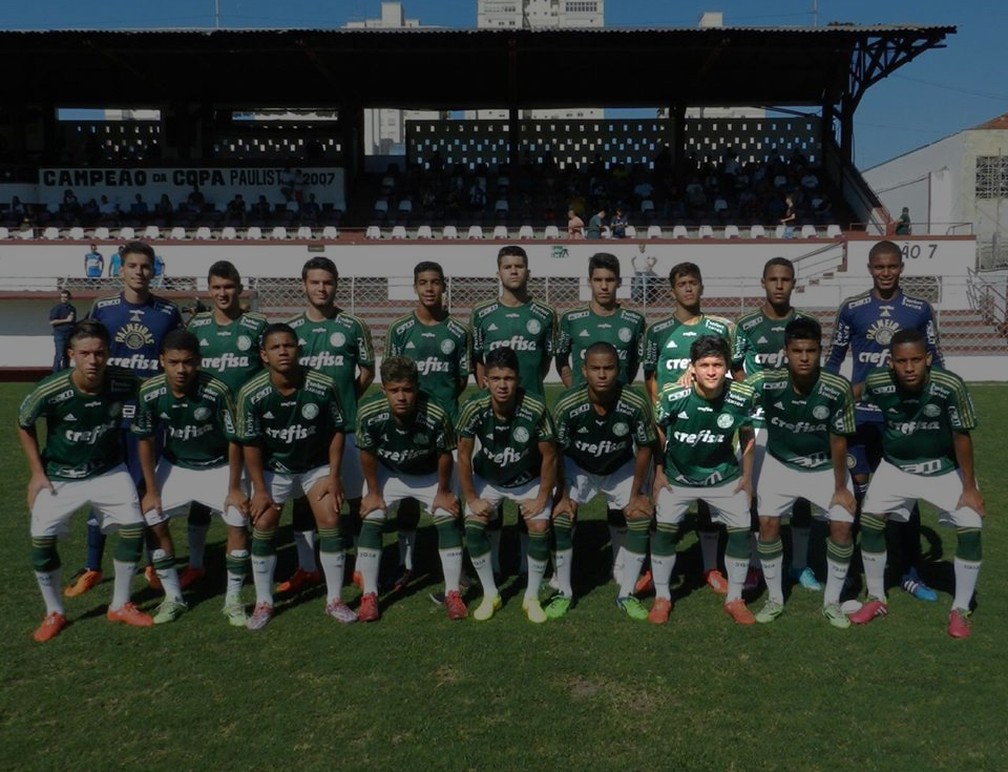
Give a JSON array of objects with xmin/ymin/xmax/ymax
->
[{"xmin": 0, "ymin": 25, "xmax": 954, "ymax": 110}]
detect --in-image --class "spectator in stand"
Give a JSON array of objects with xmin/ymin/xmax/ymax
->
[
  {"xmin": 152, "ymin": 253, "xmax": 166, "ymax": 289},
  {"xmin": 108, "ymin": 245, "xmax": 124, "ymax": 278},
  {"xmin": 586, "ymin": 208, "xmax": 607, "ymax": 240},
  {"xmin": 610, "ymin": 207, "xmax": 629, "ymax": 239},
  {"xmin": 48, "ymin": 290, "xmax": 76, "ymax": 372},
  {"xmin": 129, "ymin": 194, "xmax": 149, "ymax": 217},
  {"xmin": 9, "ymin": 195, "xmax": 25, "ymax": 223},
  {"xmin": 251, "ymin": 195, "xmax": 271, "ymax": 222},
  {"xmin": 61, "ymin": 189, "xmax": 81, "ymax": 220},
  {"xmin": 155, "ymin": 194, "xmax": 174, "ymax": 222},
  {"xmin": 98, "ymin": 195, "xmax": 118, "ymax": 223},
  {"xmin": 567, "ymin": 208, "xmax": 585, "ymax": 238},
  {"xmin": 84, "ymin": 243, "xmax": 104, "ymax": 279},
  {"xmin": 225, "ymin": 194, "xmax": 247, "ymax": 227},
  {"xmin": 895, "ymin": 207, "xmax": 912, "ymax": 235},
  {"xmin": 81, "ymin": 198, "xmax": 99, "ymax": 225},
  {"xmin": 299, "ymin": 193, "xmax": 321, "ymax": 224},
  {"xmin": 187, "ymin": 185, "xmax": 205, "ymax": 212},
  {"xmin": 469, "ymin": 179, "xmax": 487, "ymax": 212},
  {"xmin": 780, "ymin": 193, "xmax": 797, "ymax": 238}
]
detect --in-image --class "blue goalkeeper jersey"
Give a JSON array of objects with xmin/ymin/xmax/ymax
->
[{"xmin": 824, "ymin": 288, "xmax": 943, "ymax": 422}]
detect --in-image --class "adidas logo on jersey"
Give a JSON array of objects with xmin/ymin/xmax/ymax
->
[
  {"xmin": 405, "ymin": 341, "xmax": 416, "ymax": 349},
  {"xmin": 487, "ymin": 324, "xmax": 499, "ymax": 331},
  {"xmin": 757, "ymin": 336, "xmax": 768, "ymax": 344},
  {"xmin": 665, "ymin": 340, "xmax": 678, "ymax": 349},
  {"xmin": 65, "ymin": 413, "xmax": 77, "ymax": 421},
  {"xmin": 579, "ymin": 330, "xmax": 590, "ymax": 337},
  {"xmin": 577, "ymin": 426, "xmax": 590, "ymax": 433},
  {"xmin": 199, "ymin": 338, "xmax": 209, "ymax": 346},
  {"xmin": 263, "ymin": 411, "xmax": 275, "ymax": 419},
  {"xmin": 774, "ymin": 401, "xmax": 785, "ymax": 410},
  {"xmin": 677, "ymin": 411, "xmax": 689, "ymax": 419}
]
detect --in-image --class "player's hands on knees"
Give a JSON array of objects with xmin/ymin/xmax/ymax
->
[
  {"xmin": 518, "ymin": 496, "xmax": 547, "ymax": 521},
  {"xmin": 624, "ymin": 492, "xmax": 654, "ymax": 520},
  {"xmin": 958, "ymin": 487, "xmax": 986, "ymax": 518},
  {"xmin": 552, "ymin": 495, "xmax": 575, "ymax": 519},
  {"xmin": 249, "ymin": 490, "xmax": 277, "ymax": 524},
  {"xmin": 652, "ymin": 472, "xmax": 672, "ymax": 501},
  {"xmin": 467, "ymin": 497, "xmax": 494, "ymax": 519},
  {"xmin": 830, "ymin": 487, "xmax": 856, "ymax": 517},
  {"xmin": 360, "ymin": 490, "xmax": 386, "ymax": 517},
  {"xmin": 319, "ymin": 475, "xmax": 344, "ymax": 515},
  {"xmin": 26, "ymin": 472, "xmax": 55, "ymax": 510},
  {"xmin": 141, "ymin": 490, "xmax": 162, "ymax": 518},
  {"xmin": 224, "ymin": 487, "xmax": 249, "ymax": 518},
  {"xmin": 433, "ymin": 489, "xmax": 460, "ymax": 517},
  {"xmin": 733, "ymin": 475, "xmax": 752, "ymax": 499}
]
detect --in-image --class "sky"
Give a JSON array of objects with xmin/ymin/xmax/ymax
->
[{"xmin": 4, "ymin": 0, "xmax": 1007, "ymax": 169}]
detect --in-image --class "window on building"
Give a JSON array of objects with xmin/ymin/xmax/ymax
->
[{"xmin": 976, "ymin": 156, "xmax": 1008, "ymax": 199}]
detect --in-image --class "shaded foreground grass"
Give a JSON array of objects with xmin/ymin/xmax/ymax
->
[{"xmin": 1, "ymin": 383, "xmax": 1006, "ymax": 770}]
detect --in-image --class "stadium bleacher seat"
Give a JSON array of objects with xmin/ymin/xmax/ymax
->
[
  {"xmin": 624, "ymin": 225, "xmax": 637, "ymax": 239},
  {"xmin": 296, "ymin": 226, "xmax": 312, "ymax": 239},
  {"xmin": 244, "ymin": 226, "xmax": 262, "ymax": 240},
  {"xmin": 0, "ymin": 227, "xmax": 9, "ymax": 240},
  {"xmin": 373, "ymin": 199, "xmax": 389, "ymax": 215},
  {"xmin": 641, "ymin": 199, "xmax": 655, "ymax": 215},
  {"xmin": 544, "ymin": 225, "xmax": 560, "ymax": 239},
  {"xmin": 391, "ymin": 225, "xmax": 408, "ymax": 239},
  {"xmin": 43, "ymin": 227, "xmax": 60, "ymax": 239},
  {"xmin": 365, "ymin": 226, "xmax": 382, "ymax": 240},
  {"xmin": 518, "ymin": 225, "xmax": 534, "ymax": 239},
  {"xmin": 397, "ymin": 198, "xmax": 413, "ymax": 214},
  {"xmin": 774, "ymin": 225, "xmax": 787, "ymax": 238},
  {"xmin": 671, "ymin": 225, "xmax": 688, "ymax": 239},
  {"xmin": 826, "ymin": 224, "xmax": 842, "ymax": 238},
  {"xmin": 724, "ymin": 225, "xmax": 740, "ymax": 239},
  {"xmin": 93, "ymin": 226, "xmax": 110, "ymax": 240},
  {"xmin": 118, "ymin": 226, "xmax": 136, "ymax": 240},
  {"xmin": 749, "ymin": 225, "xmax": 767, "ymax": 238},
  {"xmin": 321, "ymin": 225, "xmax": 339, "ymax": 239},
  {"xmin": 801, "ymin": 224, "xmax": 817, "ymax": 238},
  {"xmin": 648, "ymin": 225, "xmax": 663, "ymax": 239},
  {"xmin": 270, "ymin": 226, "xmax": 287, "ymax": 240},
  {"xmin": 467, "ymin": 225, "xmax": 484, "ymax": 240},
  {"xmin": 416, "ymin": 225, "xmax": 433, "ymax": 239},
  {"xmin": 143, "ymin": 225, "xmax": 159, "ymax": 240},
  {"xmin": 494, "ymin": 200, "xmax": 509, "ymax": 215},
  {"xmin": 442, "ymin": 225, "xmax": 458, "ymax": 239},
  {"xmin": 220, "ymin": 226, "xmax": 237, "ymax": 240},
  {"xmin": 17, "ymin": 228, "xmax": 33, "ymax": 239},
  {"xmin": 698, "ymin": 225, "xmax": 714, "ymax": 239},
  {"xmin": 493, "ymin": 225, "xmax": 508, "ymax": 239},
  {"xmin": 195, "ymin": 226, "xmax": 212, "ymax": 240},
  {"xmin": 170, "ymin": 226, "xmax": 187, "ymax": 239},
  {"xmin": 68, "ymin": 226, "xmax": 84, "ymax": 240}
]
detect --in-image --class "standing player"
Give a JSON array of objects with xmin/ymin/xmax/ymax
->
[
  {"xmin": 733, "ymin": 256, "xmax": 821, "ymax": 591},
  {"xmin": 67, "ymin": 240, "xmax": 184, "ymax": 597},
  {"xmin": 551, "ymin": 343, "xmax": 657, "ymax": 620},
  {"xmin": 385, "ymin": 261, "xmax": 470, "ymax": 588},
  {"xmin": 748, "ymin": 318, "xmax": 858, "ymax": 627},
  {"xmin": 652, "ymin": 336, "xmax": 757, "ymax": 625},
  {"xmin": 643, "ymin": 262, "xmax": 734, "ymax": 594},
  {"xmin": 851, "ymin": 330, "xmax": 983, "ymax": 638},
  {"xmin": 354, "ymin": 357, "xmax": 466, "ymax": 622},
  {"xmin": 825, "ymin": 240, "xmax": 944, "ymax": 601},
  {"xmin": 236, "ymin": 323, "xmax": 353, "ymax": 630},
  {"xmin": 18, "ymin": 321, "xmax": 153, "ymax": 641},
  {"xmin": 181, "ymin": 260, "xmax": 267, "ymax": 588},
  {"xmin": 457, "ymin": 346, "xmax": 557, "ymax": 623},
  {"xmin": 471, "ymin": 245, "xmax": 557, "ymax": 575},
  {"xmin": 556, "ymin": 251, "xmax": 646, "ymax": 577},
  {"xmin": 133, "ymin": 330, "xmax": 250, "ymax": 626},
  {"xmin": 285, "ymin": 257, "xmax": 374, "ymax": 594}
]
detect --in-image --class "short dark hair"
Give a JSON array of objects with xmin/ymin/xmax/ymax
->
[
  {"xmin": 414, "ymin": 261, "xmax": 444, "ymax": 282},
  {"xmin": 588, "ymin": 252, "xmax": 620, "ymax": 279},
  {"xmin": 485, "ymin": 346, "xmax": 519, "ymax": 373},
  {"xmin": 260, "ymin": 322, "xmax": 298, "ymax": 348},
  {"xmin": 496, "ymin": 245, "xmax": 528, "ymax": 268},
  {"xmin": 784, "ymin": 316, "xmax": 822, "ymax": 346},
  {"xmin": 161, "ymin": 329, "xmax": 201, "ymax": 356},
  {"xmin": 301, "ymin": 256, "xmax": 338, "ymax": 281},
  {"xmin": 381, "ymin": 355, "xmax": 419, "ymax": 384},
  {"xmin": 868, "ymin": 240, "xmax": 902, "ymax": 264},
  {"xmin": 890, "ymin": 328, "xmax": 926, "ymax": 349},
  {"xmin": 690, "ymin": 335, "xmax": 730, "ymax": 364},
  {"xmin": 670, "ymin": 261, "xmax": 702, "ymax": 285},
  {"xmin": 762, "ymin": 256, "xmax": 795, "ymax": 278},
  {"xmin": 585, "ymin": 341, "xmax": 619, "ymax": 361},
  {"xmin": 59, "ymin": 289, "xmax": 71, "ymax": 298},
  {"xmin": 68, "ymin": 320, "xmax": 110, "ymax": 348},
  {"xmin": 208, "ymin": 260, "xmax": 241, "ymax": 284},
  {"xmin": 121, "ymin": 240, "xmax": 155, "ymax": 264}
]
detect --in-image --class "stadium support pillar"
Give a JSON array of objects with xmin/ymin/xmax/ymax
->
[
  {"xmin": 340, "ymin": 104, "xmax": 366, "ymax": 185},
  {"xmin": 508, "ymin": 106, "xmax": 520, "ymax": 170},
  {"xmin": 41, "ymin": 102, "xmax": 59, "ymax": 163},
  {"xmin": 669, "ymin": 103, "xmax": 686, "ymax": 176},
  {"xmin": 839, "ymin": 96, "xmax": 854, "ymax": 167}
]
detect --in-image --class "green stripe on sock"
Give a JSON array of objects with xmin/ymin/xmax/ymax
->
[
  {"xmin": 527, "ymin": 531, "xmax": 549, "ymax": 562},
  {"xmin": 358, "ymin": 520, "xmax": 383, "ymax": 550},
  {"xmin": 251, "ymin": 528, "xmax": 276, "ymax": 557},
  {"xmin": 465, "ymin": 519, "xmax": 490, "ymax": 559},
  {"xmin": 726, "ymin": 528, "xmax": 750, "ymax": 560},
  {"xmin": 31, "ymin": 536, "xmax": 59, "ymax": 572},
  {"xmin": 757, "ymin": 538, "xmax": 783, "ymax": 560},
  {"xmin": 826, "ymin": 539, "xmax": 854, "ymax": 563},
  {"xmin": 318, "ymin": 527, "xmax": 343, "ymax": 554},
  {"xmin": 652, "ymin": 523, "xmax": 681, "ymax": 556},
  {"xmin": 553, "ymin": 514, "xmax": 574, "ymax": 551},
  {"xmin": 435, "ymin": 518, "xmax": 462, "ymax": 549}
]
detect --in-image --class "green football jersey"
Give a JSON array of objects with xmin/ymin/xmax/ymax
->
[
  {"xmin": 556, "ymin": 305, "xmax": 646, "ymax": 386},
  {"xmin": 236, "ymin": 368, "xmax": 345, "ymax": 474},
  {"xmin": 18, "ymin": 367, "xmax": 139, "ymax": 480},
  {"xmin": 457, "ymin": 388, "xmax": 555, "ymax": 488},
  {"xmin": 553, "ymin": 384, "xmax": 657, "ymax": 476},
  {"xmin": 132, "ymin": 371, "xmax": 238, "ymax": 470},
  {"xmin": 643, "ymin": 314, "xmax": 734, "ymax": 394},
  {"xmin": 288, "ymin": 310, "xmax": 374, "ymax": 432},
  {"xmin": 471, "ymin": 298, "xmax": 556, "ymax": 399},
  {"xmin": 385, "ymin": 311, "xmax": 471, "ymax": 421},
  {"xmin": 732, "ymin": 308, "xmax": 815, "ymax": 375},
  {"xmin": 355, "ymin": 392, "xmax": 456, "ymax": 476},
  {"xmin": 187, "ymin": 310, "xmax": 268, "ymax": 393},
  {"xmin": 862, "ymin": 366, "xmax": 977, "ymax": 476},
  {"xmin": 655, "ymin": 380, "xmax": 755, "ymax": 487},
  {"xmin": 750, "ymin": 369, "xmax": 855, "ymax": 471}
]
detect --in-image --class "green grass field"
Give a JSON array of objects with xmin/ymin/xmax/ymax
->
[{"xmin": 1, "ymin": 382, "xmax": 1005, "ymax": 770}]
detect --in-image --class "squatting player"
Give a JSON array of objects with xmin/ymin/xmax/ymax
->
[
  {"xmin": 748, "ymin": 317, "xmax": 858, "ymax": 628},
  {"xmin": 285, "ymin": 257, "xmax": 374, "ymax": 594},
  {"xmin": 236, "ymin": 323, "xmax": 354, "ymax": 630},
  {"xmin": 354, "ymin": 356, "xmax": 466, "ymax": 622},
  {"xmin": 18, "ymin": 320, "xmax": 154, "ymax": 642},
  {"xmin": 69, "ymin": 240, "xmax": 184, "ymax": 597},
  {"xmin": 733, "ymin": 256, "xmax": 822, "ymax": 591},
  {"xmin": 385, "ymin": 261, "xmax": 471, "ymax": 590},
  {"xmin": 457, "ymin": 346, "xmax": 557, "ymax": 623},
  {"xmin": 643, "ymin": 261, "xmax": 734, "ymax": 594},
  {"xmin": 850, "ymin": 329, "xmax": 983, "ymax": 639},
  {"xmin": 652, "ymin": 336, "xmax": 756, "ymax": 626},
  {"xmin": 556, "ymin": 252, "xmax": 646, "ymax": 575},
  {"xmin": 826, "ymin": 239, "xmax": 944, "ymax": 601},
  {"xmin": 133, "ymin": 330, "xmax": 250, "ymax": 627},
  {"xmin": 181, "ymin": 259, "xmax": 267, "ymax": 588},
  {"xmin": 551, "ymin": 342, "xmax": 656, "ymax": 620}
]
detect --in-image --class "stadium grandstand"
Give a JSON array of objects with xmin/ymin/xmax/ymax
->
[{"xmin": 0, "ymin": 24, "xmax": 1005, "ymax": 375}]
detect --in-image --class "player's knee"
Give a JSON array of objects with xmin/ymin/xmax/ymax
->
[
  {"xmin": 758, "ymin": 516, "xmax": 780, "ymax": 540},
  {"xmin": 829, "ymin": 520, "xmax": 853, "ymax": 544}
]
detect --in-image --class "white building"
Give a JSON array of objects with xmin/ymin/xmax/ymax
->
[
  {"xmin": 345, "ymin": 2, "xmax": 445, "ymax": 155},
  {"xmin": 863, "ymin": 113, "xmax": 1008, "ymax": 267}
]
